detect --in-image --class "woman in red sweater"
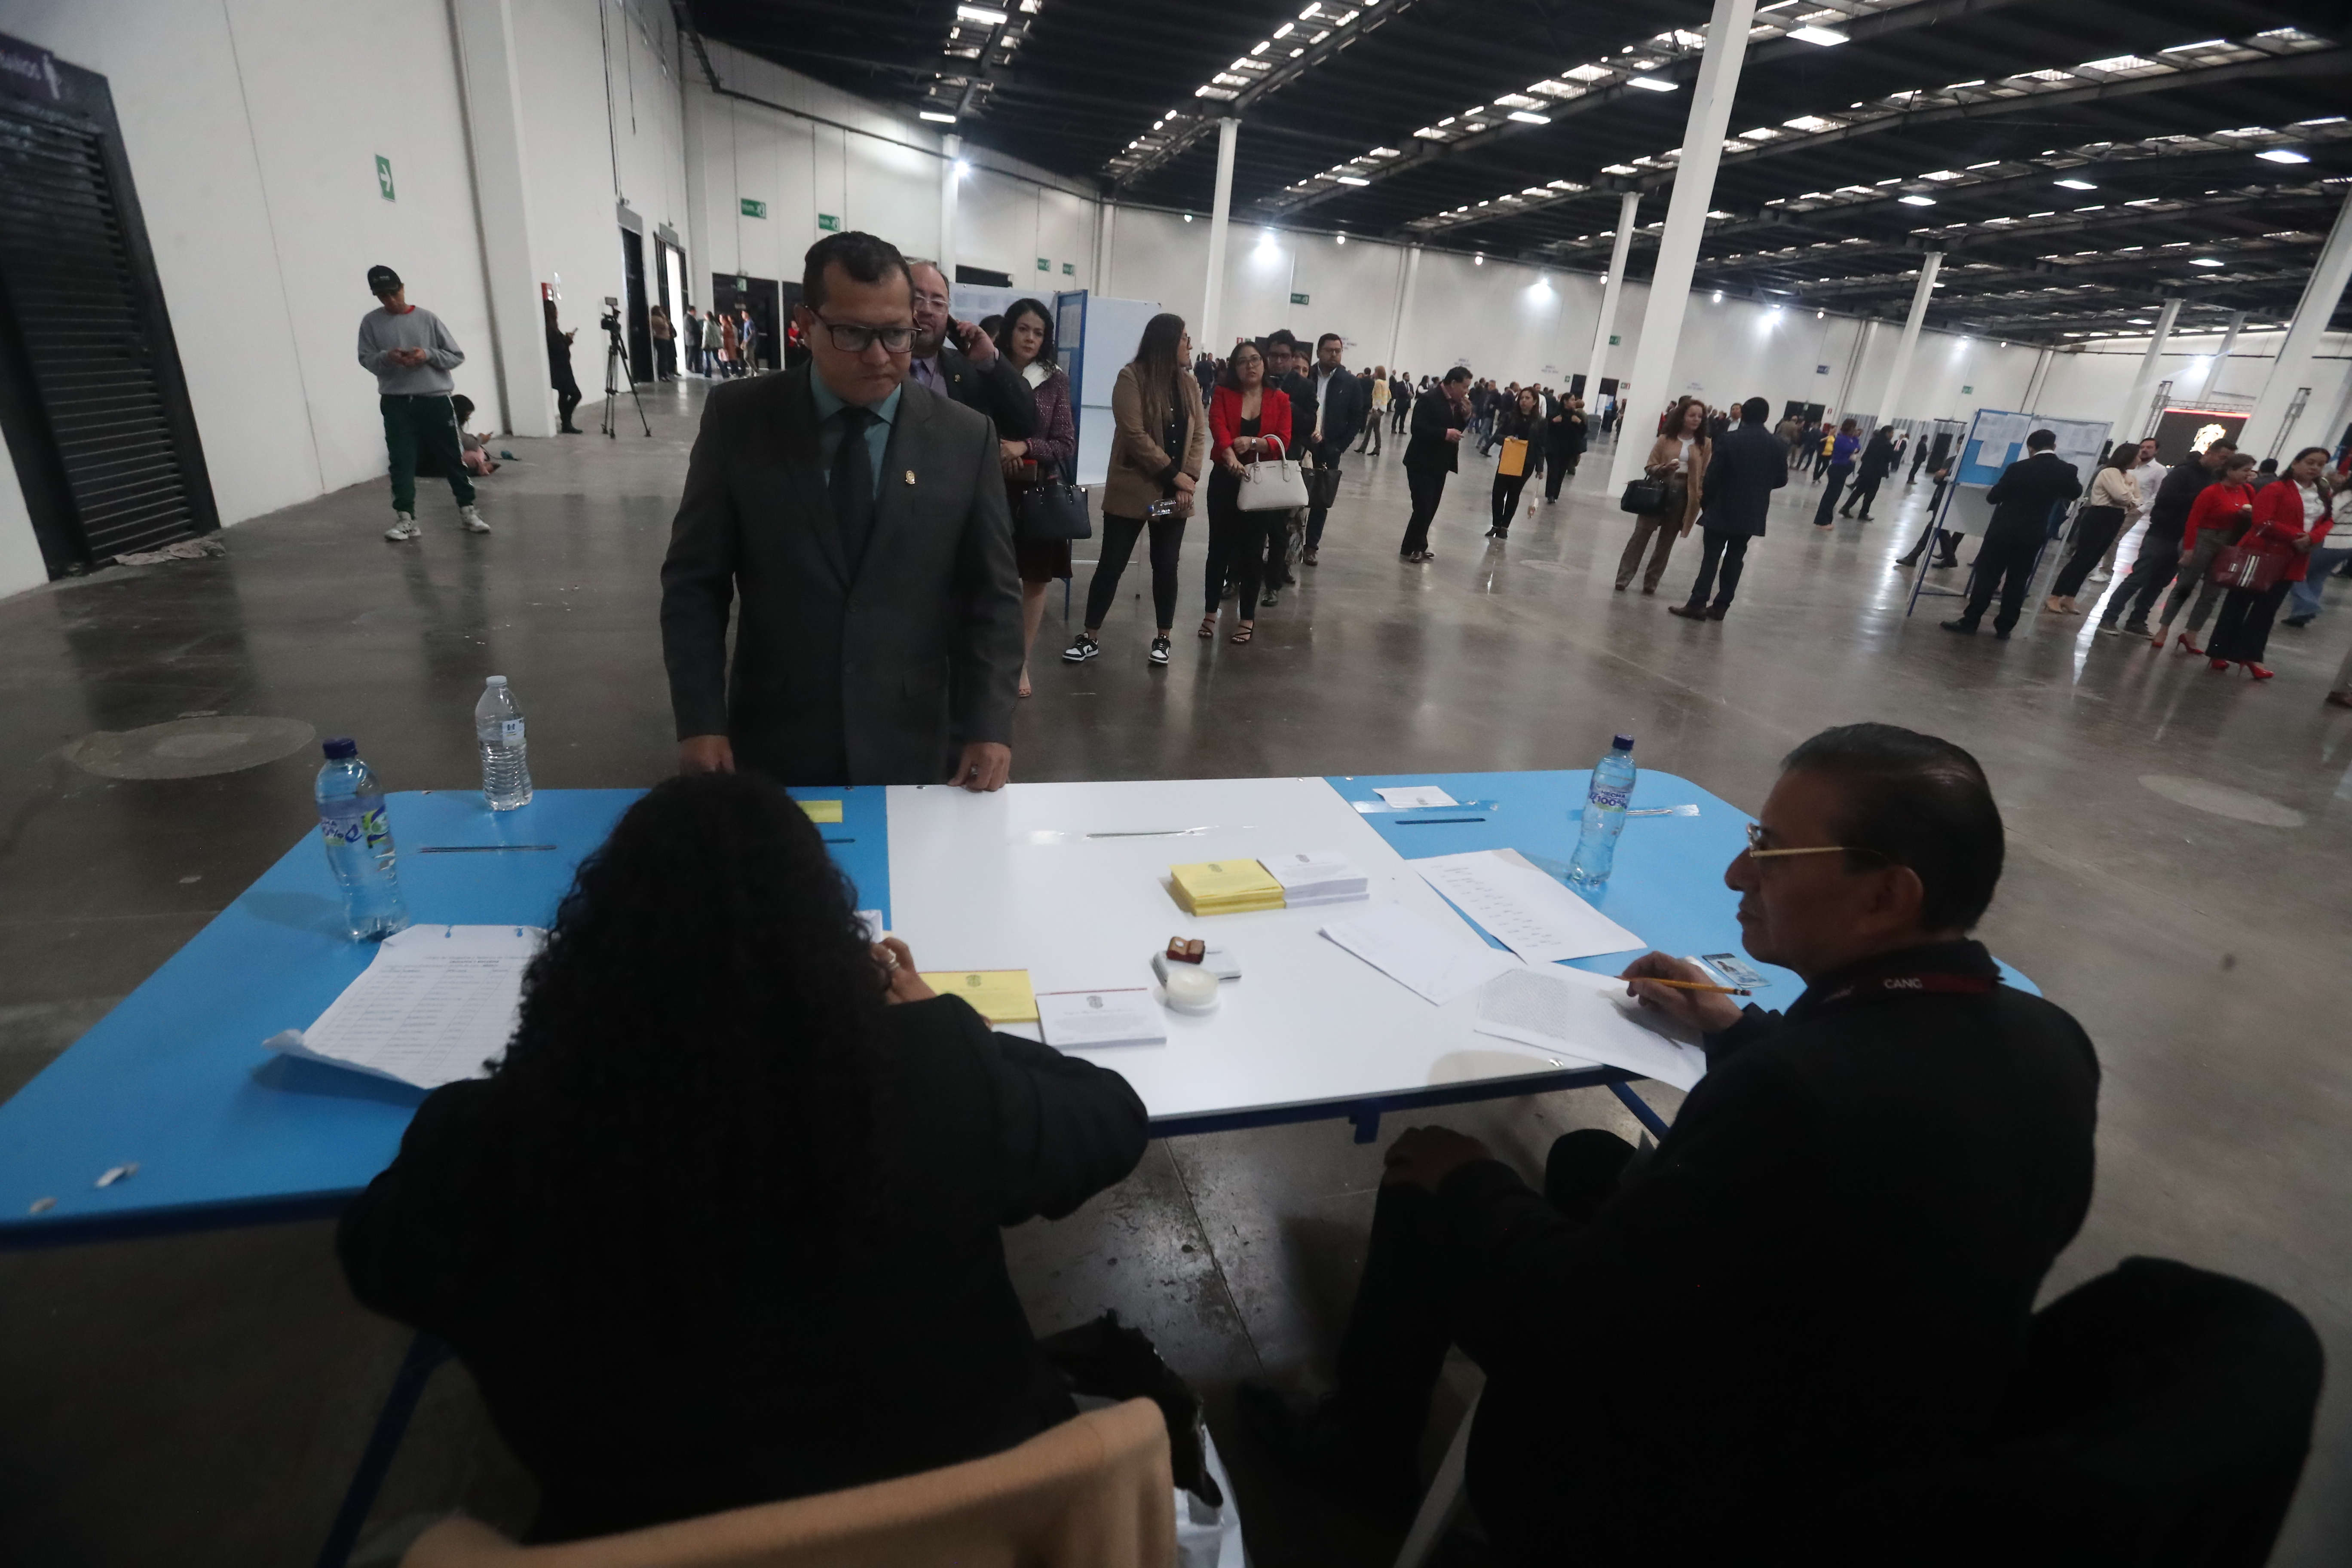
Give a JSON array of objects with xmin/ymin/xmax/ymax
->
[
  {"xmin": 1202, "ymin": 341, "xmax": 1292, "ymax": 644},
  {"xmin": 2207, "ymin": 446, "xmax": 2335, "ymax": 680},
  {"xmin": 2153, "ymin": 451, "xmax": 2258, "ymax": 654}
]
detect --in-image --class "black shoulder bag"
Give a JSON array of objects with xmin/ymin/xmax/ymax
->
[{"xmin": 1014, "ymin": 457, "xmax": 1093, "ymax": 543}]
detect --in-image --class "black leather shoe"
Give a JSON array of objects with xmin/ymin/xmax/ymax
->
[
  {"xmin": 1940, "ymin": 620, "xmax": 1977, "ymax": 634},
  {"xmin": 1667, "ymin": 603, "xmax": 1707, "ymax": 619}
]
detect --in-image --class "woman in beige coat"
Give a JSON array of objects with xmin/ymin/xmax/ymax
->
[
  {"xmin": 1613, "ymin": 396, "xmax": 1709, "ymax": 594},
  {"xmin": 1064, "ymin": 313, "xmax": 1206, "ymax": 668}
]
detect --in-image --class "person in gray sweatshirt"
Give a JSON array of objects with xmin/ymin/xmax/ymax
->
[{"xmin": 358, "ymin": 263, "xmax": 486, "ymax": 541}]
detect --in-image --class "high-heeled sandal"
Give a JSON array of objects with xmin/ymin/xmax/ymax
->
[
  {"xmin": 2209, "ymin": 658, "xmax": 2230, "ymax": 672},
  {"xmin": 1230, "ymin": 623, "xmax": 1253, "ymax": 644},
  {"xmin": 2176, "ymin": 633, "xmax": 2206, "ymax": 656},
  {"xmin": 1197, "ymin": 615, "xmax": 1218, "ymax": 640},
  {"xmin": 2245, "ymin": 663, "xmax": 2275, "ymax": 681}
]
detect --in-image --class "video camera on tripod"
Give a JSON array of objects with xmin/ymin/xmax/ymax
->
[{"xmin": 597, "ymin": 294, "xmax": 650, "ymax": 439}]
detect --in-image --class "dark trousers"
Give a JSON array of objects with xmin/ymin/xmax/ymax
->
[
  {"xmin": 1490, "ymin": 471, "xmax": 1531, "ymax": 533},
  {"xmin": 2100, "ymin": 535, "xmax": 2180, "ymax": 629},
  {"xmin": 1844, "ymin": 472, "xmax": 1882, "ymax": 517},
  {"xmin": 2051, "ymin": 507, "xmax": 2128, "ymax": 599},
  {"xmin": 655, "ymin": 340, "xmax": 676, "ymax": 379},
  {"xmin": 1392, "ymin": 401, "xmax": 1408, "ymax": 434},
  {"xmin": 1685, "ymin": 530, "xmax": 1750, "ymax": 613},
  {"xmin": 1959, "ymin": 529, "xmax": 2043, "ymax": 632},
  {"xmin": 1204, "ymin": 508, "xmax": 1265, "ymax": 619},
  {"xmin": 1400, "ymin": 468, "xmax": 1447, "ymax": 555},
  {"xmin": 2208, "ymin": 580, "xmax": 2291, "ymax": 664},
  {"xmin": 380, "ymin": 395, "xmax": 474, "ymax": 514},
  {"xmin": 1543, "ymin": 448, "xmax": 1577, "ymax": 500},
  {"xmin": 1335, "ymin": 1130, "xmax": 1636, "ymax": 1461},
  {"xmin": 1812, "ymin": 449, "xmax": 1832, "ymax": 480},
  {"xmin": 1084, "ymin": 511, "xmax": 1185, "ymax": 631},
  {"xmin": 1307, "ymin": 459, "xmax": 1342, "ymax": 550},
  {"xmin": 1813, "ymin": 465, "xmax": 1850, "ymax": 526}
]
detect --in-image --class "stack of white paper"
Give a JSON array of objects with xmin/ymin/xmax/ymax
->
[
  {"xmin": 1373, "ymin": 785, "xmax": 1457, "ymax": 808},
  {"xmin": 263, "ymin": 925, "xmax": 544, "ymax": 1090},
  {"xmin": 1262, "ymin": 850, "xmax": 1369, "ymax": 908},
  {"xmin": 1413, "ymin": 850, "xmax": 1645, "ymax": 963},
  {"xmin": 1037, "ymin": 987, "xmax": 1168, "ymax": 1049},
  {"xmin": 1320, "ymin": 903, "xmax": 1521, "ymax": 1005},
  {"xmin": 1473, "ymin": 966, "xmax": 1708, "ymax": 1090}
]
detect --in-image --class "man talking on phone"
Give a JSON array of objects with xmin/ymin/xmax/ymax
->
[{"xmin": 906, "ymin": 260, "xmax": 1038, "ymax": 443}]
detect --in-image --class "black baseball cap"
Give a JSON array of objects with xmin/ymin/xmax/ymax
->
[{"xmin": 367, "ymin": 264, "xmax": 402, "ymax": 295}]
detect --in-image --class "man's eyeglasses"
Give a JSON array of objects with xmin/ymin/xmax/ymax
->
[
  {"xmin": 816, "ymin": 318, "xmax": 914, "ymax": 354},
  {"xmin": 1744, "ymin": 823, "xmax": 1887, "ymax": 864}
]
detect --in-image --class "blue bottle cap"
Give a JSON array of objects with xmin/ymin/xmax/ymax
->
[
  {"xmin": 1611, "ymin": 733, "xmax": 1635, "ymax": 751},
  {"xmin": 322, "ymin": 737, "xmax": 358, "ymax": 759}
]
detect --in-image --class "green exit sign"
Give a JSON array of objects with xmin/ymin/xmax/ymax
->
[
  {"xmin": 375, "ymin": 155, "xmax": 395, "ymax": 201},
  {"xmin": 1290, "ymin": 291, "xmax": 1310, "ymax": 305},
  {"xmin": 1063, "ymin": 261, "xmax": 1076, "ymax": 276},
  {"xmin": 1037, "ymin": 257, "xmax": 1051, "ymax": 272},
  {"xmin": 1609, "ymin": 334, "xmax": 1621, "ymax": 346},
  {"xmin": 741, "ymin": 198, "xmax": 767, "ymax": 219},
  {"xmin": 817, "ymin": 211, "xmax": 840, "ymax": 231},
  {"xmin": 1961, "ymin": 384, "xmax": 1974, "ymax": 395}
]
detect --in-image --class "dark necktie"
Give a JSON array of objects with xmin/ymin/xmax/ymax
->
[{"xmin": 831, "ymin": 406, "xmax": 876, "ymax": 572}]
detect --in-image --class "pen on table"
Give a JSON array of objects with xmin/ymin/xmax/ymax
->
[
  {"xmin": 417, "ymin": 844, "xmax": 557, "ymax": 853},
  {"xmin": 1639, "ymin": 977, "xmax": 1752, "ymax": 996}
]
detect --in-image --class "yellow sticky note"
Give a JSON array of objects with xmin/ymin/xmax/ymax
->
[
  {"xmin": 919, "ymin": 970, "xmax": 1039, "ymax": 1024},
  {"xmin": 798, "ymin": 799, "xmax": 844, "ymax": 824}
]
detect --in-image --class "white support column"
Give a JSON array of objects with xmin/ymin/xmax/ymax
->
[
  {"xmin": 1873, "ymin": 251, "xmax": 1942, "ymax": 429},
  {"xmin": 1582, "ymin": 192, "xmax": 1640, "ymax": 404},
  {"xmin": 937, "ymin": 134, "xmax": 962, "ymax": 281},
  {"xmin": 450, "ymin": 0, "xmax": 553, "ymax": 435},
  {"xmin": 2188, "ymin": 309, "xmax": 2244, "ymax": 403},
  {"xmin": 2112, "ymin": 297, "xmax": 2180, "ymax": 445},
  {"xmin": 1608, "ymin": 0, "xmax": 1759, "ymax": 492},
  {"xmin": 1200, "ymin": 118, "xmax": 1240, "ymax": 352},
  {"xmin": 1094, "ymin": 199, "xmax": 1116, "ymax": 294},
  {"xmin": 1387, "ymin": 245, "xmax": 1423, "ymax": 370},
  {"xmin": 2244, "ymin": 190, "xmax": 2352, "ymax": 456},
  {"xmin": 2021, "ymin": 346, "xmax": 2054, "ymax": 414}
]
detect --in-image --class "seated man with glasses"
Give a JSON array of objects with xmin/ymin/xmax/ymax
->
[
  {"xmin": 662, "ymin": 230, "xmax": 1022, "ymax": 790},
  {"xmin": 1244, "ymin": 723, "xmax": 2101, "ymax": 1565}
]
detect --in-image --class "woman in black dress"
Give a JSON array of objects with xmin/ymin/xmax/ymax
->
[{"xmin": 544, "ymin": 298, "xmax": 582, "ymax": 434}]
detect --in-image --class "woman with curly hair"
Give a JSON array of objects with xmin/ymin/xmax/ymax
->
[{"xmin": 337, "ymin": 771, "xmax": 1148, "ymax": 1543}]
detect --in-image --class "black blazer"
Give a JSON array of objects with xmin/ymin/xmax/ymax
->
[
  {"xmin": 1438, "ymin": 940, "xmax": 2100, "ymax": 1563},
  {"xmin": 1698, "ymin": 420, "xmax": 1790, "ymax": 538},
  {"xmin": 1403, "ymin": 387, "xmax": 1467, "ymax": 474},
  {"xmin": 1984, "ymin": 450, "xmax": 2084, "ymax": 542},
  {"xmin": 1283, "ymin": 363, "xmax": 1368, "ymax": 462},
  {"xmin": 1544, "ymin": 397, "xmax": 1586, "ymax": 456},
  {"xmin": 337, "ymin": 996, "xmax": 1148, "ymax": 1544},
  {"xmin": 659, "ymin": 364, "xmax": 1023, "ymax": 785},
  {"xmin": 1858, "ymin": 432, "xmax": 1899, "ymax": 481},
  {"xmin": 931, "ymin": 338, "xmax": 1038, "ymax": 441}
]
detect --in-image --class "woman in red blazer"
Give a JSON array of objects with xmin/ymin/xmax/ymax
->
[
  {"xmin": 2154, "ymin": 452, "xmax": 2259, "ymax": 653},
  {"xmin": 2207, "ymin": 446, "xmax": 2335, "ymax": 679},
  {"xmin": 1202, "ymin": 343, "xmax": 1292, "ymax": 644}
]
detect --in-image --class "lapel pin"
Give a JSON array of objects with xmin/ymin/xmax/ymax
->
[{"xmin": 904, "ymin": 469, "xmax": 916, "ymax": 485}]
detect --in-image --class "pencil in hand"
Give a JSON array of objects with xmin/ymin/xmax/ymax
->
[{"xmin": 1641, "ymin": 977, "xmax": 1752, "ymax": 997}]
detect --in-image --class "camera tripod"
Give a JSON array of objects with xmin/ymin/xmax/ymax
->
[{"xmin": 600, "ymin": 321, "xmax": 650, "ymax": 439}]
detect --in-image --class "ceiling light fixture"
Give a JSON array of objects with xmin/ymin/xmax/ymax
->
[
  {"xmin": 1335, "ymin": 233, "xmax": 1347, "ymax": 245},
  {"xmin": 955, "ymin": 3, "xmax": 1009, "ymax": 23},
  {"xmin": 1627, "ymin": 75, "xmax": 1678, "ymax": 92},
  {"xmin": 1712, "ymin": 289, "xmax": 1724, "ymax": 302},
  {"xmin": 2257, "ymin": 148, "xmax": 2310, "ymax": 163},
  {"xmin": 1899, "ymin": 194, "xmax": 1936, "ymax": 206},
  {"xmin": 2190, "ymin": 257, "xmax": 2225, "ymax": 267},
  {"xmin": 2054, "ymin": 177, "xmax": 2097, "ymax": 190},
  {"xmin": 919, "ymin": 110, "xmax": 959, "ymax": 124},
  {"xmin": 1790, "ymin": 24, "xmax": 1846, "ymax": 45},
  {"xmin": 1335, "ymin": 175, "xmax": 1370, "ymax": 185},
  {"xmin": 1507, "ymin": 110, "xmax": 1551, "ymax": 124},
  {"xmin": 1474, "ymin": 254, "xmax": 1485, "ymax": 264}
]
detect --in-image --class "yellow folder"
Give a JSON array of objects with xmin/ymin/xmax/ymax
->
[
  {"xmin": 919, "ymin": 969, "xmax": 1039, "ymax": 1023},
  {"xmin": 1170, "ymin": 859, "xmax": 1286, "ymax": 916},
  {"xmin": 1497, "ymin": 437, "xmax": 1528, "ymax": 478},
  {"xmin": 798, "ymin": 799, "xmax": 844, "ymax": 824}
]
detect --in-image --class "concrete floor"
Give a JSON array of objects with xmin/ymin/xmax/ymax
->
[{"xmin": 2, "ymin": 375, "xmax": 2348, "ymax": 1566}]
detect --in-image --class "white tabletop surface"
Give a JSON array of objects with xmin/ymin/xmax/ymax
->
[{"xmin": 886, "ymin": 776, "xmax": 1623, "ymax": 1123}]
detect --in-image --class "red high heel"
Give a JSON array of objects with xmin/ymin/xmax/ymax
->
[
  {"xmin": 2209, "ymin": 658, "xmax": 2230, "ymax": 672},
  {"xmin": 2245, "ymin": 664, "xmax": 2274, "ymax": 681},
  {"xmin": 2177, "ymin": 634, "xmax": 2206, "ymax": 656}
]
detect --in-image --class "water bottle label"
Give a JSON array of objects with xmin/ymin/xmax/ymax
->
[
  {"xmin": 1589, "ymin": 784, "xmax": 1632, "ymax": 811},
  {"xmin": 499, "ymin": 719, "xmax": 525, "ymax": 743},
  {"xmin": 321, "ymin": 815, "xmax": 364, "ymax": 847},
  {"xmin": 360, "ymin": 805, "xmax": 391, "ymax": 851}
]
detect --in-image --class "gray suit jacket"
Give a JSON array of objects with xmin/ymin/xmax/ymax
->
[{"xmin": 660, "ymin": 363, "xmax": 1022, "ymax": 785}]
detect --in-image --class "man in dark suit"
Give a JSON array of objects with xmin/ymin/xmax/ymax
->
[
  {"xmin": 1943, "ymin": 428, "xmax": 2082, "ymax": 640},
  {"xmin": 1542, "ymin": 392, "xmax": 1587, "ymax": 501},
  {"xmin": 1291, "ymin": 332, "xmax": 1369, "ymax": 566},
  {"xmin": 905, "ymin": 260, "xmax": 1038, "ymax": 443},
  {"xmin": 660, "ymin": 231, "xmax": 1022, "ymax": 789},
  {"xmin": 1397, "ymin": 367, "xmax": 1470, "ymax": 561},
  {"xmin": 1669, "ymin": 396, "xmax": 1788, "ymax": 622},
  {"xmin": 1245, "ymin": 722, "xmax": 2101, "ymax": 1565}
]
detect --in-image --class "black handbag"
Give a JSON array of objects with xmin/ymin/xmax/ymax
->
[
  {"xmin": 1305, "ymin": 463, "xmax": 1342, "ymax": 510},
  {"xmin": 1619, "ymin": 475, "xmax": 1668, "ymax": 514},
  {"xmin": 1013, "ymin": 460, "xmax": 1093, "ymax": 543}
]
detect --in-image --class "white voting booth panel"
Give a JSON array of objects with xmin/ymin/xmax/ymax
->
[{"xmin": 885, "ymin": 778, "xmax": 1606, "ymax": 1124}]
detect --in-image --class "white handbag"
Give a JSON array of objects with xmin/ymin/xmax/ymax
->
[{"xmin": 1234, "ymin": 434, "xmax": 1311, "ymax": 512}]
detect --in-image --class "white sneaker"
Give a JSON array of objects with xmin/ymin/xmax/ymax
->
[
  {"xmin": 384, "ymin": 513, "xmax": 420, "ymax": 542},
  {"xmin": 459, "ymin": 505, "xmax": 490, "ymax": 533},
  {"xmin": 2087, "ymin": 568, "xmax": 2111, "ymax": 582}
]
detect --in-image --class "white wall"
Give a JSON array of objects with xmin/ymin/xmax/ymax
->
[{"xmin": 0, "ymin": 447, "xmax": 41, "ymax": 599}]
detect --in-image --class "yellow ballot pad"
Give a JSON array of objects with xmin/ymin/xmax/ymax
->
[
  {"xmin": 1496, "ymin": 437, "xmax": 1528, "ymax": 478},
  {"xmin": 797, "ymin": 799, "xmax": 845, "ymax": 824},
  {"xmin": 1170, "ymin": 859, "xmax": 1286, "ymax": 916},
  {"xmin": 919, "ymin": 969, "xmax": 1039, "ymax": 1024}
]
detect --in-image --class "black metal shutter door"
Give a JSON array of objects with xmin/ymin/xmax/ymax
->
[{"xmin": 0, "ymin": 106, "xmax": 201, "ymax": 561}]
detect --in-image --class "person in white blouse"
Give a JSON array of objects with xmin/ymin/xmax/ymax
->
[
  {"xmin": 2046, "ymin": 442, "xmax": 2142, "ymax": 614},
  {"xmin": 2284, "ymin": 479, "xmax": 2352, "ymax": 629},
  {"xmin": 2089, "ymin": 438, "xmax": 2165, "ymax": 583}
]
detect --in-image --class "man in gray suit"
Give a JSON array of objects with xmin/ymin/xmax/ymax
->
[{"xmin": 660, "ymin": 231, "xmax": 1022, "ymax": 789}]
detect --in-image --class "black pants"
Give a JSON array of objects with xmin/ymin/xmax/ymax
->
[
  {"xmin": 655, "ymin": 340, "xmax": 675, "ymax": 379},
  {"xmin": 1684, "ymin": 529, "xmax": 1750, "ymax": 613},
  {"xmin": 2208, "ymin": 579, "xmax": 2291, "ymax": 664},
  {"xmin": 1490, "ymin": 470, "xmax": 1531, "ymax": 533},
  {"xmin": 2050, "ymin": 506, "xmax": 2127, "ymax": 599},
  {"xmin": 553, "ymin": 374, "xmax": 583, "ymax": 432},
  {"xmin": 1306, "ymin": 458, "xmax": 1341, "ymax": 550},
  {"xmin": 1843, "ymin": 472, "xmax": 1882, "ymax": 517},
  {"xmin": 1084, "ymin": 511, "xmax": 1185, "ymax": 631},
  {"xmin": 1543, "ymin": 448, "xmax": 1576, "ymax": 500},
  {"xmin": 380, "ymin": 395, "xmax": 475, "ymax": 513},
  {"xmin": 1392, "ymin": 401, "xmax": 1408, "ymax": 434},
  {"xmin": 1812, "ymin": 449, "xmax": 1832, "ymax": 480},
  {"xmin": 1204, "ymin": 472, "xmax": 1264, "ymax": 619},
  {"xmin": 1400, "ymin": 468, "xmax": 1447, "ymax": 555},
  {"xmin": 1958, "ymin": 529, "xmax": 2043, "ymax": 632},
  {"xmin": 2099, "ymin": 535, "xmax": 2180, "ymax": 629},
  {"xmin": 1813, "ymin": 465, "xmax": 1850, "ymax": 526},
  {"xmin": 1335, "ymin": 1130, "xmax": 1636, "ymax": 1461}
]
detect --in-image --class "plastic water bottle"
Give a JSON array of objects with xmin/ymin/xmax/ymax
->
[
  {"xmin": 315, "ymin": 738, "xmax": 411, "ymax": 940},
  {"xmin": 1567, "ymin": 733, "xmax": 1638, "ymax": 891},
  {"xmin": 475, "ymin": 676, "xmax": 533, "ymax": 810}
]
